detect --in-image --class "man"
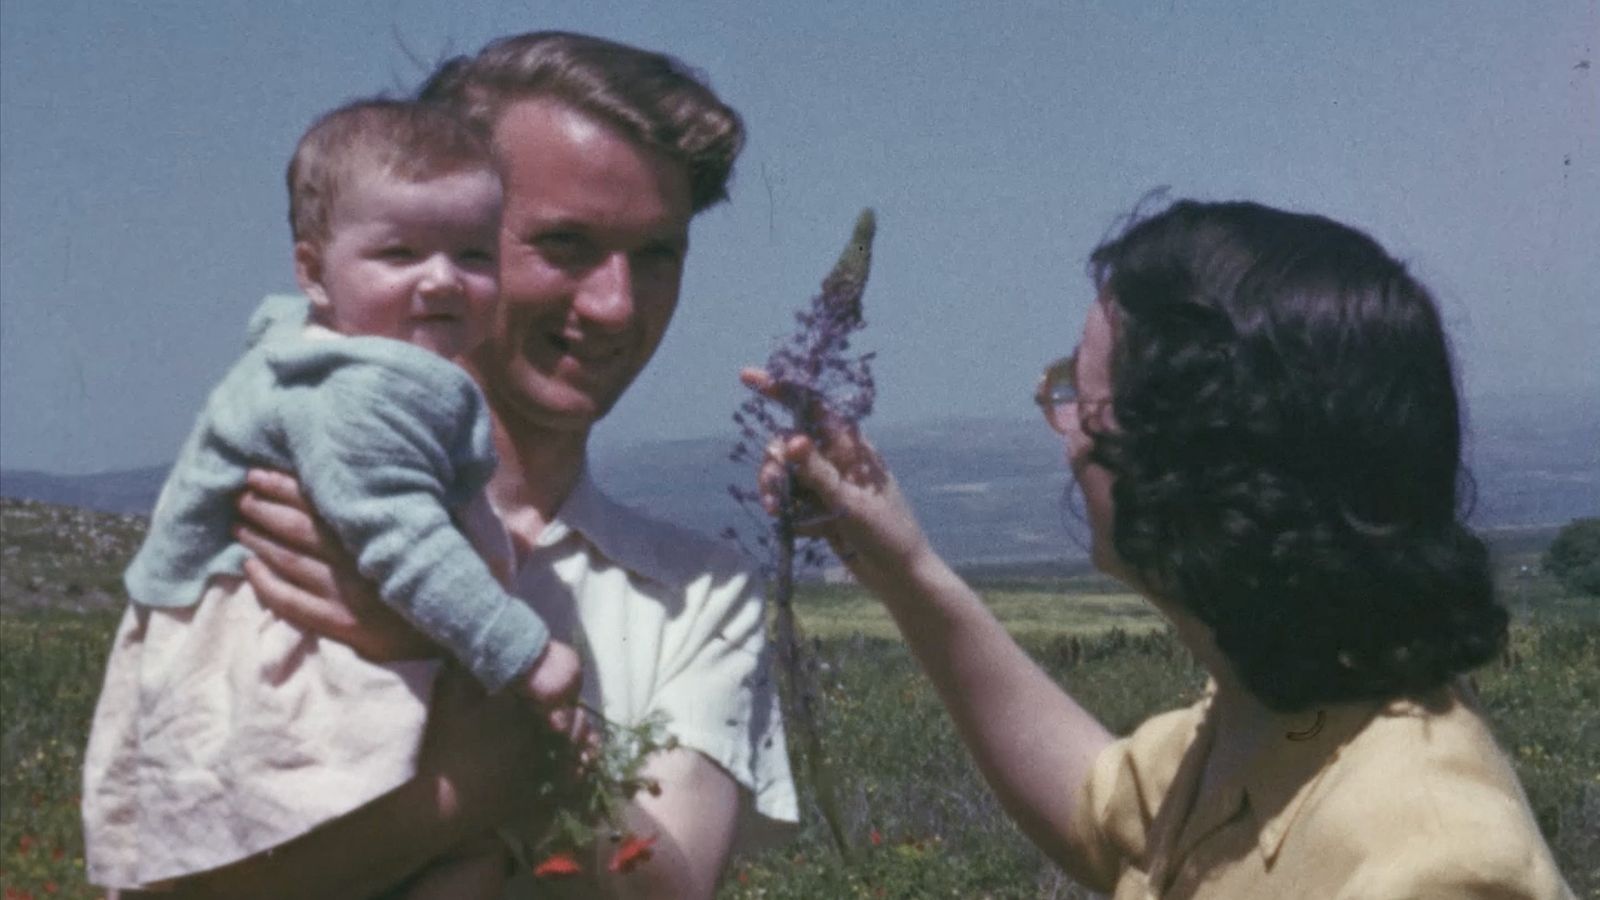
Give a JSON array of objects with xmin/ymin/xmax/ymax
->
[{"xmin": 216, "ymin": 32, "xmax": 794, "ymax": 899}]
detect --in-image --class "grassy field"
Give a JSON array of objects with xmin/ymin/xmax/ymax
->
[
  {"xmin": 792, "ymin": 578, "xmax": 1163, "ymax": 642},
  {"xmin": 718, "ymin": 601, "xmax": 1599, "ymax": 898},
  {"xmin": 1, "ymin": 499, "xmax": 1596, "ymax": 897}
]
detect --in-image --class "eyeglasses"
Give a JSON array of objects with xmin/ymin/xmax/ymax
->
[
  {"xmin": 1034, "ymin": 352, "xmax": 1109, "ymax": 434},
  {"xmin": 1034, "ymin": 354, "xmax": 1080, "ymax": 433}
]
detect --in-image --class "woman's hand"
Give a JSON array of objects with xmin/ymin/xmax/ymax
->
[
  {"xmin": 234, "ymin": 468, "xmax": 436, "ymax": 661},
  {"xmin": 740, "ymin": 367, "xmax": 934, "ymax": 585}
]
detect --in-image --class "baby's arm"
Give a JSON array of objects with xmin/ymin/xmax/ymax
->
[{"xmin": 276, "ymin": 354, "xmax": 552, "ymax": 696}]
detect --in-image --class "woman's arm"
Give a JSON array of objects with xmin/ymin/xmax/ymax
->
[
  {"xmin": 866, "ymin": 539, "xmax": 1114, "ymax": 869},
  {"xmin": 743, "ymin": 369, "xmax": 1114, "ymax": 868}
]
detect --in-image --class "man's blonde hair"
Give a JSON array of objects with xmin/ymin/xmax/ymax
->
[
  {"xmin": 286, "ymin": 98, "xmax": 496, "ymax": 246},
  {"xmin": 418, "ymin": 32, "xmax": 743, "ymax": 214}
]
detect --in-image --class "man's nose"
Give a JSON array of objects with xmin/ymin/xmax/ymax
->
[{"xmin": 572, "ymin": 252, "xmax": 634, "ymax": 332}]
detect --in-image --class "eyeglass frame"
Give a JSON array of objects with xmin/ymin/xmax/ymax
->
[{"xmin": 1033, "ymin": 352, "xmax": 1110, "ymax": 434}]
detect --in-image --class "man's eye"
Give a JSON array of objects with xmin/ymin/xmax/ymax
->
[
  {"xmin": 459, "ymin": 248, "xmax": 496, "ymax": 265},
  {"xmin": 637, "ymin": 242, "xmax": 683, "ymax": 266},
  {"xmin": 533, "ymin": 232, "xmax": 599, "ymax": 265},
  {"xmin": 535, "ymin": 232, "xmax": 582, "ymax": 252}
]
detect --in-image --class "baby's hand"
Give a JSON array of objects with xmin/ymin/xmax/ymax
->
[
  {"xmin": 516, "ymin": 640, "xmax": 598, "ymax": 755},
  {"xmin": 518, "ymin": 639, "xmax": 581, "ymax": 710}
]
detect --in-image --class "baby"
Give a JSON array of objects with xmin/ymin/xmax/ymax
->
[{"xmin": 83, "ymin": 98, "xmax": 574, "ymax": 897}]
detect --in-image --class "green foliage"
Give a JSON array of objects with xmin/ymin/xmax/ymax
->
[
  {"xmin": 720, "ymin": 589, "xmax": 1597, "ymax": 898},
  {"xmin": 501, "ymin": 710, "xmax": 677, "ymax": 873},
  {"xmin": 796, "ymin": 581, "xmax": 1161, "ymax": 641},
  {"xmin": 1, "ymin": 611, "xmax": 119, "ymax": 899},
  {"xmin": 1544, "ymin": 517, "xmax": 1600, "ymax": 597},
  {"xmin": 0, "ymin": 501, "xmax": 1594, "ymax": 896},
  {"xmin": 0, "ymin": 499, "xmax": 146, "ymax": 613},
  {"xmin": 1475, "ymin": 623, "xmax": 1600, "ymax": 890},
  {"xmin": 1, "ymin": 606, "xmax": 1594, "ymax": 897}
]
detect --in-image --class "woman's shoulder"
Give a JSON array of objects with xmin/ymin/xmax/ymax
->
[
  {"xmin": 1063, "ymin": 695, "xmax": 1213, "ymax": 891},
  {"xmin": 1091, "ymin": 693, "xmax": 1212, "ymax": 802},
  {"xmin": 1301, "ymin": 684, "xmax": 1572, "ymax": 897},
  {"xmin": 1329, "ymin": 682, "xmax": 1524, "ymax": 805},
  {"xmin": 1119, "ymin": 696, "xmax": 1209, "ymax": 757}
]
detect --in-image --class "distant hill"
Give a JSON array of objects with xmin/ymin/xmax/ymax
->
[
  {"xmin": 0, "ymin": 465, "xmax": 171, "ymax": 517},
  {"xmin": 0, "ymin": 497, "xmax": 148, "ymax": 611},
  {"xmin": 3, "ymin": 393, "xmax": 1596, "ymax": 568}
]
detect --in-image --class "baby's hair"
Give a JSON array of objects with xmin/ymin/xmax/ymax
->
[{"xmin": 286, "ymin": 97, "xmax": 496, "ymax": 247}]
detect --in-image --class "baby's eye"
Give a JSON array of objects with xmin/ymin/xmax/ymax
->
[{"xmin": 377, "ymin": 245, "xmax": 416, "ymax": 261}]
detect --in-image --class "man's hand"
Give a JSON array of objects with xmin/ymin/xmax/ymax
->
[
  {"xmin": 234, "ymin": 468, "xmax": 436, "ymax": 661},
  {"xmin": 418, "ymin": 667, "xmax": 561, "ymax": 823}
]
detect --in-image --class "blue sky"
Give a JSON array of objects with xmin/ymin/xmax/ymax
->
[{"xmin": 2, "ymin": 0, "xmax": 1595, "ymax": 474}]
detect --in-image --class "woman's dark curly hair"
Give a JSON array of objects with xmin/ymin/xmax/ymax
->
[{"xmin": 1087, "ymin": 199, "xmax": 1507, "ymax": 712}]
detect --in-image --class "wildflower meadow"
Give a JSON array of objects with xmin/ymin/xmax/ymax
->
[{"xmin": 1, "ymin": 499, "xmax": 1595, "ymax": 898}]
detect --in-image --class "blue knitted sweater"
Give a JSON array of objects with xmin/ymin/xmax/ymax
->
[{"xmin": 123, "ymin": 295, "xmax": 548, "ymax": 692}]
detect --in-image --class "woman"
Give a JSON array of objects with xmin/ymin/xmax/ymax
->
[{"xmin": 746, "ymin": 199, "xmax": 1573, "ymax": 898}]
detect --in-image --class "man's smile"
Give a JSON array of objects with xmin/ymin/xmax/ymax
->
[{"xmin": 544, "ymin": 331, "xmax": 627, "ymax": 363}]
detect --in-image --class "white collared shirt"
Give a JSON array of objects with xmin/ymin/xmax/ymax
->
[{"xmin": 489, "ymin": 466, "xmax": 798, "ymax": 831}]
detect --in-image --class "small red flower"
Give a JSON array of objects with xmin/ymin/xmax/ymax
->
[
  {"xmin": 4, "ymin": 887, "xmax": 35, "ymax": 900},
  {"xmin": 532, "ymin": 852, "xmax": 583, "ymax": 878},
  {"xmin": 41, "ymin": 884, "xmax": 57, "ymax": 896},
  {"xmin": 868, "ymin": 828, "xmax": 883, "ymax": 846},
  {"xmin": 50, "ymin": 846, "xmax": 64, "ymax": 862},
  {"xmin": 607, "ymin": 833, "xmax": 657, "ymax": 874},
  {"xmin": 16, "ymin": 835, "xmax": 34, "ymax": 856}
]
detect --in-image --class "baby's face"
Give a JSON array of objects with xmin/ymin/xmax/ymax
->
[{"xmin": 302, "ymin": 169, "xmax": 501, "ymax": 359}]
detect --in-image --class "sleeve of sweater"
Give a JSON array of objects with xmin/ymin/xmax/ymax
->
[{"xmin": 271, "ymin": 342, "xmax": 548, "ymax": 693}]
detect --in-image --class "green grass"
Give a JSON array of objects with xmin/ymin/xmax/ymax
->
[
  {"xmin": 1, "ymin": 611, "xmax": 115, "ymax": 899},
  {"xmin": 795, "ymin": 579, "xmax": 1162, "ymax": 641},
  {"xmin": 1, "ymin": 499, "xmax": 1595, "ymax": 897},
  {"xmin": 724, "ymin": 591, "xmax": 1598, "ymax": 898},
  {"xmin": 0, "ymin": 499, "xmax": 145, "ymax": 613}
]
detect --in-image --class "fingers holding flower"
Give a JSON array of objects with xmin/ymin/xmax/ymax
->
[{"xmin": 740, "ymin": 370, "xmax": 930, "ymax": 580}]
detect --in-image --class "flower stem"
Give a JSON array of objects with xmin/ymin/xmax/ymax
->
[{"xmin": 771, "ymin": 468, "xmax": 854, "ymax": 861}]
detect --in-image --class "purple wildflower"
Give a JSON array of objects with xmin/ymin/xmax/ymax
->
[
  {"xmin": 730, "ymin": 210, "xmax": 878, "ymax": 566},
  {"xmin": 729, "ymin": 209, "xmax": 877, "ymax": 859}
]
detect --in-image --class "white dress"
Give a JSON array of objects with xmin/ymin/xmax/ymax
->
[{"xmin": 81, "ymin": 494, "xmax": 510, "ymax": 889}]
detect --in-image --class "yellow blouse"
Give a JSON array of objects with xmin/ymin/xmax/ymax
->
[{"xmin": 1064, "ymin": 681, "xmax": 1574, "ymax": 899}]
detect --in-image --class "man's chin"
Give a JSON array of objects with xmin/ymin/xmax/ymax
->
[{"xmin": 491, "ymin": 375, "xmax": 618, "ymax": 436}]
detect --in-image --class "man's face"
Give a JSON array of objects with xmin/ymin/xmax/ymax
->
[{"xmin": 477, "ymin": 99, "xmax": 693, "ymax": 436}]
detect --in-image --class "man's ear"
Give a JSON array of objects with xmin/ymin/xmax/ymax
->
[{"xmin": 294, "ymin": 241, "xmax": 333, "ymax": 315}]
